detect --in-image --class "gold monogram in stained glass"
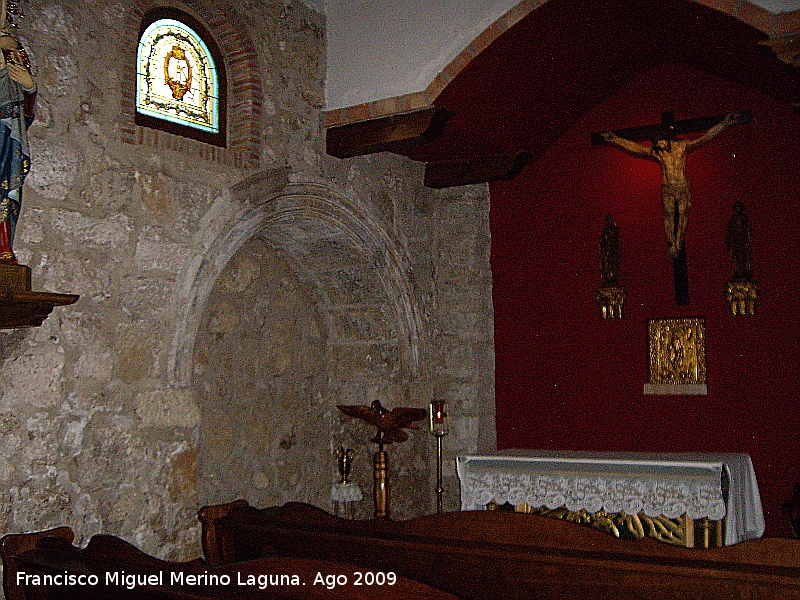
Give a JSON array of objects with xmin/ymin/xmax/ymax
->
[
  {"xmin": 137, "ymin": 18, "xmax": 219, "ymax": 134},
  {"xmin": 648, "ymin": 318, "xmax": 706, "ymax": 385}
]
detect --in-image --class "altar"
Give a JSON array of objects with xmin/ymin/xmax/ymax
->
[{"xmin": 456, "ymin": 450, "xmax": 765, "ymax": 548}]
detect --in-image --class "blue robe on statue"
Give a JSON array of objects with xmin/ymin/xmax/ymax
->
[{"xmin": 0, "ymin": 64, "xmax": 33, "ymax": 260}]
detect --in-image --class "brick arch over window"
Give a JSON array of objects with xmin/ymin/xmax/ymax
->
[{"xmin": 121, "ymin": 0, "xmax": 262, "ymax": 167}]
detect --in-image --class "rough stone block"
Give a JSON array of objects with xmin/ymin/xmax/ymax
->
[
  {"xmin": 134, "ymin": 228, "xmax": 191, "ymax": 273},
  {"xmin": 3, "ymin": 344, "xmax": 65, "ymax": 409},
  {"xmin": 50, "ymin": 209, "xmax": 133, "ymax": 249},
  {"xmin": 135, "ymin": 389, "xmax": 200, "ymax": 428},
  {"xmin": 26, "ymin": 140, "xmax": 82, "ymax": 200}
]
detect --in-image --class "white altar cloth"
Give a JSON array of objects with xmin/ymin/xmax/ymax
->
[{"xmin": 456, "ymin": 450, "xmax": 765, "ymax": 546}]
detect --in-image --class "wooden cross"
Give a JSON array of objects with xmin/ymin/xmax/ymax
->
[
  {"xmin": 592, "ymin": 111, "xmax": 751, "ymax": 305},
  {"xmin": 591, "ymin": 111, "xmax": 751, "ymax": 147}
]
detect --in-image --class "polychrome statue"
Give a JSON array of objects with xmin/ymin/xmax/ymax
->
[{"xmin": 0, "ymin": 0, "xmax": 35, "ymax": 265}]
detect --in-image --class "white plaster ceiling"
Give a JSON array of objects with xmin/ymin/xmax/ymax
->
[
  {"xmin": 323, "ymin": 0, "xmax": 800, "ymax": 111},
  {"xmin": 750, "ymin": 0, "xmax": 800, "ymax": 9}
]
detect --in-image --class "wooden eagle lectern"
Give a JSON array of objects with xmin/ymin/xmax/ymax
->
[{"xmin": 337, "ymin": 400, "xmax": 427, "ymax": 518}]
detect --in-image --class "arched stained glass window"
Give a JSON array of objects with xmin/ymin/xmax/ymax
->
[{"xmin": 136, "ymin": 8, "xmax": 226, "ymax": 146}]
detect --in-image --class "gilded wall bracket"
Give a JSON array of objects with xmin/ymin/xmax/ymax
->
[
  {"xmin": 596, "ymin": 286, "xmax": 626, "ymax": 319},
  {"xmin": 725, "ymin": 281, "xmax": 758, "ymax": 316}
]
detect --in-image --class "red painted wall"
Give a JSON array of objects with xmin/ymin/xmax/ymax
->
[{"xmin": 490, "ymin": 63, "xmax": 800, "ymax": 536}]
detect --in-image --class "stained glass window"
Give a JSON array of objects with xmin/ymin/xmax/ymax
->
[{"xmin": 136, "ymin": 9, "xmax": 226, "ymax": 146}]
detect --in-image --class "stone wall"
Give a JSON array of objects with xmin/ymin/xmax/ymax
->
[
  {"xmin": 190, "ymin": 153, "xmax": 495, "ymax": 520},
  {"xmin": 0, "ymin": 0, "xmax": 495, "ymax": 579},
  {"xmin": 320, "ymin": 154, "xmax": 496, "ymax": 516},
  {"xmin": 195, "ymin": 238, "xmax": 330, "ymax": 509}
]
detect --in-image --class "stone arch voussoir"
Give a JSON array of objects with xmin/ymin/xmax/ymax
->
[{"xmin": 168, "ymin": 172, "xmax": 423, "ymax": 387}]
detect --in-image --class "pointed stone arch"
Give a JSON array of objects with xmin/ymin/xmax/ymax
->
[{"xmin": 167, "ymin": 170, "xmax": 424, "ymax": 388}]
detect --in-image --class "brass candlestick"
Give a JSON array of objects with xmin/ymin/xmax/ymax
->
[
  {"xmin": 332, "ymin": 447, "xmax": 361, "ymax": 519},
  {"xmin": 337, "ymin": 447, "xmax": 354, "ymax": 484},
  {"xmin": 337, "ymin": 401, "xmax": 426, "ymax": 519},
  {"xmin": 428, "ymin": 400, "xmax": 449, "ymax": 513}
]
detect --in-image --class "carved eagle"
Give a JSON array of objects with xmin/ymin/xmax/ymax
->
[{"xmin": 337, "ymin": 400, "xmax": 427, "ymax": 444}]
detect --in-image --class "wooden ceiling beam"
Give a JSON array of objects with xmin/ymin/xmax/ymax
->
[
  {"xmin": 759, "ymin": 35, "xmax": 800, "ymax": 113},
  {"xmin": 326, "ymin": 107, "xmax": 453, "ymax": 159},
  {"xmin": 424, "ymin": 152, "xmax": 532, "ymax": 189},
  {"xmin": 759, "ymin": 34, "xmax": 800, "ymax": 68}
]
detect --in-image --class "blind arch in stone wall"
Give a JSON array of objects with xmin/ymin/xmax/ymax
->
[{"xmin": 168, "ymin": 173, "xmax": 424, "ymax": 389}]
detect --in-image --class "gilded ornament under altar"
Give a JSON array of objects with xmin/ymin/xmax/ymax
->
[{"xmin": 488, "ymin": 502, "xmax": 723, "ymax": 548}]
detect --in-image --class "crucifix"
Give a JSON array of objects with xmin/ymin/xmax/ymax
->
[{"xmin": 592, "ymin": 111, "xmax": 751, "ymax": 305}]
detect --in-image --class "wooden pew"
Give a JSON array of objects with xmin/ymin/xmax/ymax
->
[
  {"xmin": 200, "ymin": 500, "xmax": 800, "ymax": 600},
  {"xmin": 1, "ymin": 526, "xmax": 457, "ymax": 599}
]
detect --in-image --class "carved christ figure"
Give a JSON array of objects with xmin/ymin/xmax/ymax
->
[{"xmin": 600, "ymin": 113, "xmax": 739, "ymax": 258}]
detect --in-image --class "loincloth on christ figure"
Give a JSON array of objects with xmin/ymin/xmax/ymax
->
[
  {"xmin": 661, "ymin": 182, "xmax": 692, "ymax": 212},
  {"xmin": 661, "ymin": 181, "xmax": 692, "ymax": 257}
]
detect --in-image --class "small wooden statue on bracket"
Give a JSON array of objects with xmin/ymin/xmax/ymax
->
[
  {"xmin": 596, "ymin": 214, "xmax": 626, "ymax": 319},
  {"xmin": 724, "ymin": 201, "xmax": 757, "ymax": 315},
  {"xmin": 337, "ymin": 400, "xmax": 426, "ymax": 519}
]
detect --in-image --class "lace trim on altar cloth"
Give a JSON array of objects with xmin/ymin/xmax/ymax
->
[{"xmin": 461, "ymin": 473, "xmax": 726, "ymax": 520}]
